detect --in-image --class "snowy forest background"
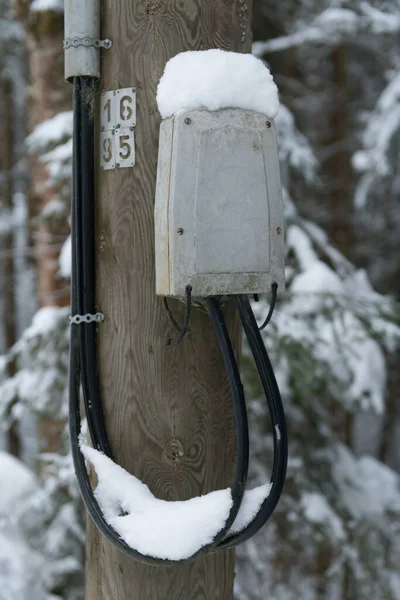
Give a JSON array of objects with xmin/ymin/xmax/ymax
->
[{"xmin": 0, "ymin": 0, "xmax": 399, "ymax": 599}]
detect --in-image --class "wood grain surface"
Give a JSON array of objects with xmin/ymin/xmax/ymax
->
[{"xmin": 87, "ymin": 1, "xmax": 252, "ymax": 598}]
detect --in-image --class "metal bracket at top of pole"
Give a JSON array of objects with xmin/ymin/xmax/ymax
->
[{"xmin": 64, "ymin": 0, "xmax": 107, "ymax": 81}]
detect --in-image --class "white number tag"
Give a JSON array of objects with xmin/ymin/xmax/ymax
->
[
  {"xmin": 100, "ymin": 91, "xmax": 116, "ymax": 132},
  {"xmin": 100, "ymin": 88, "xmax": 136, "ymax": 171},
  {"xmin": 116, "ymin": 128, "xmax": 135, "ymax": 168},
  {"xmin": 100, "ymin": 132, "xmax": 116, "ymax": 170},
  {"xmin": 115, "ymin": 88, "xmax": 136, "ymax": 128}
]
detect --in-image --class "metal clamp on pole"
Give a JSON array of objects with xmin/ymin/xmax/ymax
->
[
  {"xmin": 69, "ymin": 313, "xmax": 105, "ymax": 325},
  {"xmin": 64, "ymin": 37, "xmax": 112, "ymax": 50},
  {"xmin": 64, "ymin": 0, "xmax": 105, "ymax": 81}
]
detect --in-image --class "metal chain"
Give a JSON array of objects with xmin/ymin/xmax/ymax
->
[{"xmin": 69, "ymin": 313, "xmax": 104, "ymax": 325}]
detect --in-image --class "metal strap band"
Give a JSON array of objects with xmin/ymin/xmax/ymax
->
[
  {"xmin": 69, "ymin": 313, "xmax": 105, "ymax": 325},
  {"xmin": 64, "ymin": 37, "xmax": 112, "ymax": 50}
]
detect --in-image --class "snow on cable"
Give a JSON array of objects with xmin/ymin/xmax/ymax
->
[{"xmin": 81, "ymin": 440, "xmax": 271, "ymax": 560}]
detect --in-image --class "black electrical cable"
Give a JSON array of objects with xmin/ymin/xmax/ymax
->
[
  {"xmin": 69, "ymin": 77, "xmax": 250, "ymax": 564},
  {"xmin": 70, "ymin": 77, "xmax": 163, "ymax": 565},
  {"xmin": 73, "ymin": 77, "xmax": 112, "ymax": 457},
  {"xmin": 205, "ymin": 297, "xmax": 249, "ymax": 547},
  {"xmin": 69, "ymin": 75, "xmax": 287, "ymax": 564},
  {"xmin": 69, "ymin": 79, "xmax": 136, "ymax": 559},
  {"xmin": 176, "ymin": 285, "xmax": 192, "ymax": 343},
  {"xmin": 258, "ymin": 282, "xmax": 278, "ymax": 331},
  {"xmin": 218, "ymin": 294, "xmax": 288, "ymax": 548},
  {"xmin": 163, "ymin": 284, "xmax": 193, "ymax": 344},
  {"xmin": 70, "ymin": 294, "xmax": 249, "ymax": 563}
]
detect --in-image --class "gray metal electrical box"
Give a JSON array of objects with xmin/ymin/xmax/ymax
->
[{"xmin": 155, "ymin": 108, "xmax": 284, "ymax": 298}]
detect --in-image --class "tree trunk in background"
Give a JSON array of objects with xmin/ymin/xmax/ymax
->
[
  {"xmin": 326, "ymin": 45, "xmax": 353, "ymax": 257},
  {"xmin": 327, "ymin": 46, "xmax": 355, "ymax": 600},
  {"xmin": 378, "ymin": 350, "xmax": 400, "ymax": 465},
  {"xmin": 13, "ymin": 1, "xmax": 70, "ymax": 453},
  {"xmin": 0, "ymin": 77, "xmax": 20, "ymax": 457},
  {"xmin": 330, "ymin": 47, "xmax": 355, "ymax": 451},
  {"xmin": 86, "ymin": 1, "xmax": 251, "ymax": 598}
]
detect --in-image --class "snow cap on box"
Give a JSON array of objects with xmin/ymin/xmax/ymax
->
[{"xmin": 157, "ymin": 49, "xmax": 279, "ymax": 119}]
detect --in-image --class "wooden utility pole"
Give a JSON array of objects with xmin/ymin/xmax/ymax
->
[{"xmin": 87, "ymin": 1, "xmax": 252, "ymax": 598}]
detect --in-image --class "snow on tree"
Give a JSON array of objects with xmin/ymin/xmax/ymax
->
[
  {"xmin": 0, "ymin": 115, "xmax": 82, "ymax": 597},
  {"xmin": 234, "ymin": 30, "xmax": 400, "ymax": 594},
  {"xmin": 237, "ymin": 215, "xmax": 400, "ymax": 597},
  {"xmin": 253, "ymin": 0, "xmax": 400, "ymax": 287},
  {"xmin": 253, "ymin": 2, "xmax": 400, "ymax": 216},
  {"xmin": 0, "ymin": 451, "xmax": 47, "ymax": 600},
  {"xmin": 0, "ymin": 305, "xmax": 84, "ymax": 600},
  {"xmin": 0, "ymin": 0, "xmax": 80, "ymax": 591},
  {"xmin": 353, "ymin": 67, "xmax": 400, "ymax": 209}
]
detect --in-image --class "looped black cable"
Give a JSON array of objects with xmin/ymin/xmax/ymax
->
[
  {"xmin": 70, "ymin": 76, "xmax": 249, "ymax": 563},
  {"xmin": 218, "ymin": 294, "xmax": 287, "ymax": 548},
  {"xmin": 176, "ymin": 285, "xmax": 192, "ymax": 343},
  {"xmin": 258, "ymin": 282, "xmax": 278, "ymax": 331},
  {"xmin": 69, "ymin": 76, "xmax": 287, "ymax": 564}
]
